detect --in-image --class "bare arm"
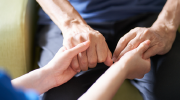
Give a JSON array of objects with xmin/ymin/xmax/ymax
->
[
  {"xmin": 153, "ymin": 0, "xmax": 180, "ymax": 33},
  {"xmin": 36, "ymin": 0, "xmax": 86, "ymax": 33},
  {"xmin": 11, "ymin": 41, "xmax": 90, "ymax": 94},
  {"xmin": 36, "ymin": 0, "xmax": 113, "ymax": 72}
]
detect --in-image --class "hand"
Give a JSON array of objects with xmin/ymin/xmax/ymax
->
[
  {"xmin": 63, "ymin": 23, "xmax": 113, "ymax": 72},
  {"xmin": 46, "ymin": 41, "xmax": 90, "ymax": 86},
  {"xmin": 78, "ymin": 40, "xmax": 150, "ymax": 100},
  {"xmin": 113, "ymin": 26, "xmax": 176, "ymax": 61},
  {"xmin": 115, "ymin": 40, "xmax": 151, "ymax": 79}
]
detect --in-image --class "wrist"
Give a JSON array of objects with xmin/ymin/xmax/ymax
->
[
  {"xmin": 111, "ymin": 61, "xmax": 128, "ymax": 79},
  {"xmin": 153, "ymin": 9, "xmax": 180, "ymax": 33},
  {"xmin": 152, "ymin": 20, "xmax": 177, "ymax": 34},
  {"xmin": 39, "ymin": 66, "xmax": 57, "ymax": 91},
  {"xmin": 58, "ymin": 13, "xmax": 88, "ymax": 33},
  {"xmin": 61, "ymin": 21, "xmax": 95, "ymax": 38}
]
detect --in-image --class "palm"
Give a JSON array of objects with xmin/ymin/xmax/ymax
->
[{"xmin": 55, "ymin": 66, "xmax": 77, "ymax": 86}]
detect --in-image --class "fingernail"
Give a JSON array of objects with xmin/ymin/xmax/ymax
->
[{"xmin": 112, "ymin": 57, "xmax": 116, "ymax": 62}]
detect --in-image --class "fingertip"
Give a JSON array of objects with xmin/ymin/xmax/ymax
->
[
  {"xmin": 112, "ymin": 57, "xmax": 116, "ymax": 62},
  {"xmin": 105, "ymin": 58, "xmax": 113, "ymax": 66},
  {"xmin": 105, "ymin": 49, "xmax": 114, "ymax": 66},
  {"xmin": 76, "ymin": 69, "xmax": 81, "ymax": 73},
  {"xmin": 83, "ymin": 40, "xmax": 90, "ymax": 46},
  {"xmin": 145, "ymin": 40, "xmax": 150, "ymax": 46},
  {"xmin": 138, "ymin": 40, "xmax": 151, "ymax": 54},
  {"xmin": 112, "ymin": 53, "xmax": 118, "ymax": 62},
  {"xmin": 141, "ymin": 40, "xmax": 150, "ymax": 48}
]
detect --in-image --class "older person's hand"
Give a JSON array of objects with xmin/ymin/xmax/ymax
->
[
  {"xmin": 112, "ymin": 25, "xmax": 176, "ymax": 61},
  {"xmin": 63, "ymin": 23, "xmax": 113, "ymax": 72}
]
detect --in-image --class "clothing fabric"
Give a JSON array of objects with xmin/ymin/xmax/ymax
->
[
  {"xmin": 37, "ymin": 13, "xmax": 180, "ymax": 100},
  {"xmin": 38, "ymin": 0, "xmax": 166, "ymax": 25},
  {"xmin": 0, "ymin": 69, "xmax": 39, "ymax": 100}
]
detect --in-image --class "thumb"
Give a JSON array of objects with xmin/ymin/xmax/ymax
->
[
  {"xmin": 143, "ymin": 45, "xmax": 159, "ymax": 59},
  {"xmin": 67, "ymin": 41, "xmax": 90, "ymax": 58},
  {"xmin": 136, "ymin": 40, "xmax": 150, "ymax": 55}
]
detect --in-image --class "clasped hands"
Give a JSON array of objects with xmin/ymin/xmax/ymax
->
[
  {"xmin": 62, "ymin": 23, "xmax": 176, "ymax": 73},
  {"xmin": 45, "ymin": 23, "xmax": 176, "ymax": 87}
]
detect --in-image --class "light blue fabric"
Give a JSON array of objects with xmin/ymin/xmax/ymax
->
[
  {"xmin": 0, "ymin": 69, "xmax": 39, "ymax": 100},
  {"xmin": 38, "ymin": 0, "xmax": 166, "ymax": 24}
]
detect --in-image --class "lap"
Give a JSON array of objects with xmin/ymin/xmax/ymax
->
[
  {"xmin": 131, "ymin": 32, "xmax": 180, "ymax": 100},
  {"xmin": 37, "ymin": 23, "xmax": 109, "ymax": 100},
  {"xmin": 37, "ymin": 13, "xmax": 180, "ymax": 100}
]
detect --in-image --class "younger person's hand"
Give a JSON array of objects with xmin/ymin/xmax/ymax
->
[
  {"xmin": 78, "ymin": 40, "xmax": 151, "ymax": 100},
  {"xmin": 45, "ymin": 41, "xmax": 90, "ymax": 87},
  {"xmin": 115, "ymin": 40, "xmax": 151, "ymax": 79}
]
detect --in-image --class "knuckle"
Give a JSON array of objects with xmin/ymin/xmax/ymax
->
[
  {"xmin": 129, "ymin": 29, "xmax": 134, "ymax": 33},
  {"xmin": 88, "ymin": 33, "xmax": 95, "ymax": 39},
  {"xmin": 142, "ymin": 29, "xmax": 150, "ymax": 36},
  {"xmin": 135, "ymin": 27, "xmax": 140, "ymax": 30},
  {"xmin": 66, "ymin": 36, "xmax": 73, "ymax": 42},
  {"xmin": 98, "ymin": 57, "xmax": 106, "ymax": 63},
  {"xmin": 97, "ymin": 33, "xmax": 105, "ymax": 40},
  {"xmin": 88, "ymin": 60, "xmax": 97, "ymax": 68},
  {"xmin": 77, "ymin": 35, "xmax": 83, "ymax": 41},
  {"xmin": 127, "ymin": 42, "xmax": 134, "ymax": 49},
  {"xmin": 120, "ymin": 37, "xmax": 127, "ymax": 44}
]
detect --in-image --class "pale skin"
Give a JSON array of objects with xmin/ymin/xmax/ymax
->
[
  {"xmin": 36, "ymin": 0, "xmax": 113, "ymax": 72},
  {"xmin": 79, "ymin": 40, "xmax": 151, "ymax": 100},
  {"xmin": 113, "ymin": 0, "xmax": 180, "ymax": 61},
  {"xmin": 37, "ymin": 0, "xmax": 180, "ymax": 72},
  {"xmin": 10, "ymin": 0, "xmax": 180, "ymax": 99},
  {"xmin": 11, "ymin": 40, "xmax": 151, "ymax": 99},
  {"xmin": 12, "ymin": 41, "xmax": 90, "ymax": 94}
]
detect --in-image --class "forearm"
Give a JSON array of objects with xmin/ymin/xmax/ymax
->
[
  {"xmin": 152, "ymin": 0, "xmax": 180, "ymax": 32},
  {"xmin": 79, "ymin": 62, "xmax": 127, "ymax": 100},
  {"xmin": 11, "ymin": 66, "xmax": 55, "ymax": 94},
  {"xmin": 36, "ymin": 0, "xmax": 87, "ymax": 33}
]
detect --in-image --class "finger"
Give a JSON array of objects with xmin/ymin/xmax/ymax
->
[
  {"xmin": 137, "ymin": 75, "xmax": 145, "ymax": 79},
  {"xmin": 112, "ymin": 30, "xmax": 136, "ymax": 62},
  {"xmin": 68, "ymin": 41, "xmax": 90, "ymax": 58},
  {"xmin": 104, "ymin": 48, "xmax": 113, "ymax": 66},
  {"xmin": 143, "ymin": 45, "xmax": 159, "ymax": 59},
  {"xmin": 71, "ymin": 56, "xmax": 80, "ymax": 72},
  {"xmin": 96, "ymin": 37, "xmax": 108, "ymax": 63},
  {"xmin": 87, "ymin": 42, "xmax": 98, "ymax": 68},
  {"xmin": 78, "ymin": 51, "xmax": 88, "ymax": 71},
  {"xmin": 136, "ymin": 40, "xmax": 150, "ymax": 55},
  {"xmin": 64, "ymin": 41, "xmax": 80, "ymax": 72},
  {"xmin": 116, "ymin": 36, "xmax": 143, "ymax": 61},
  {"xmin": 57, "ymin": 46, "xmax": 67, "ymax": 53},
  {"xmin": 144, "ymin": 58, "xmax": 151, "ymax": 73}
]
